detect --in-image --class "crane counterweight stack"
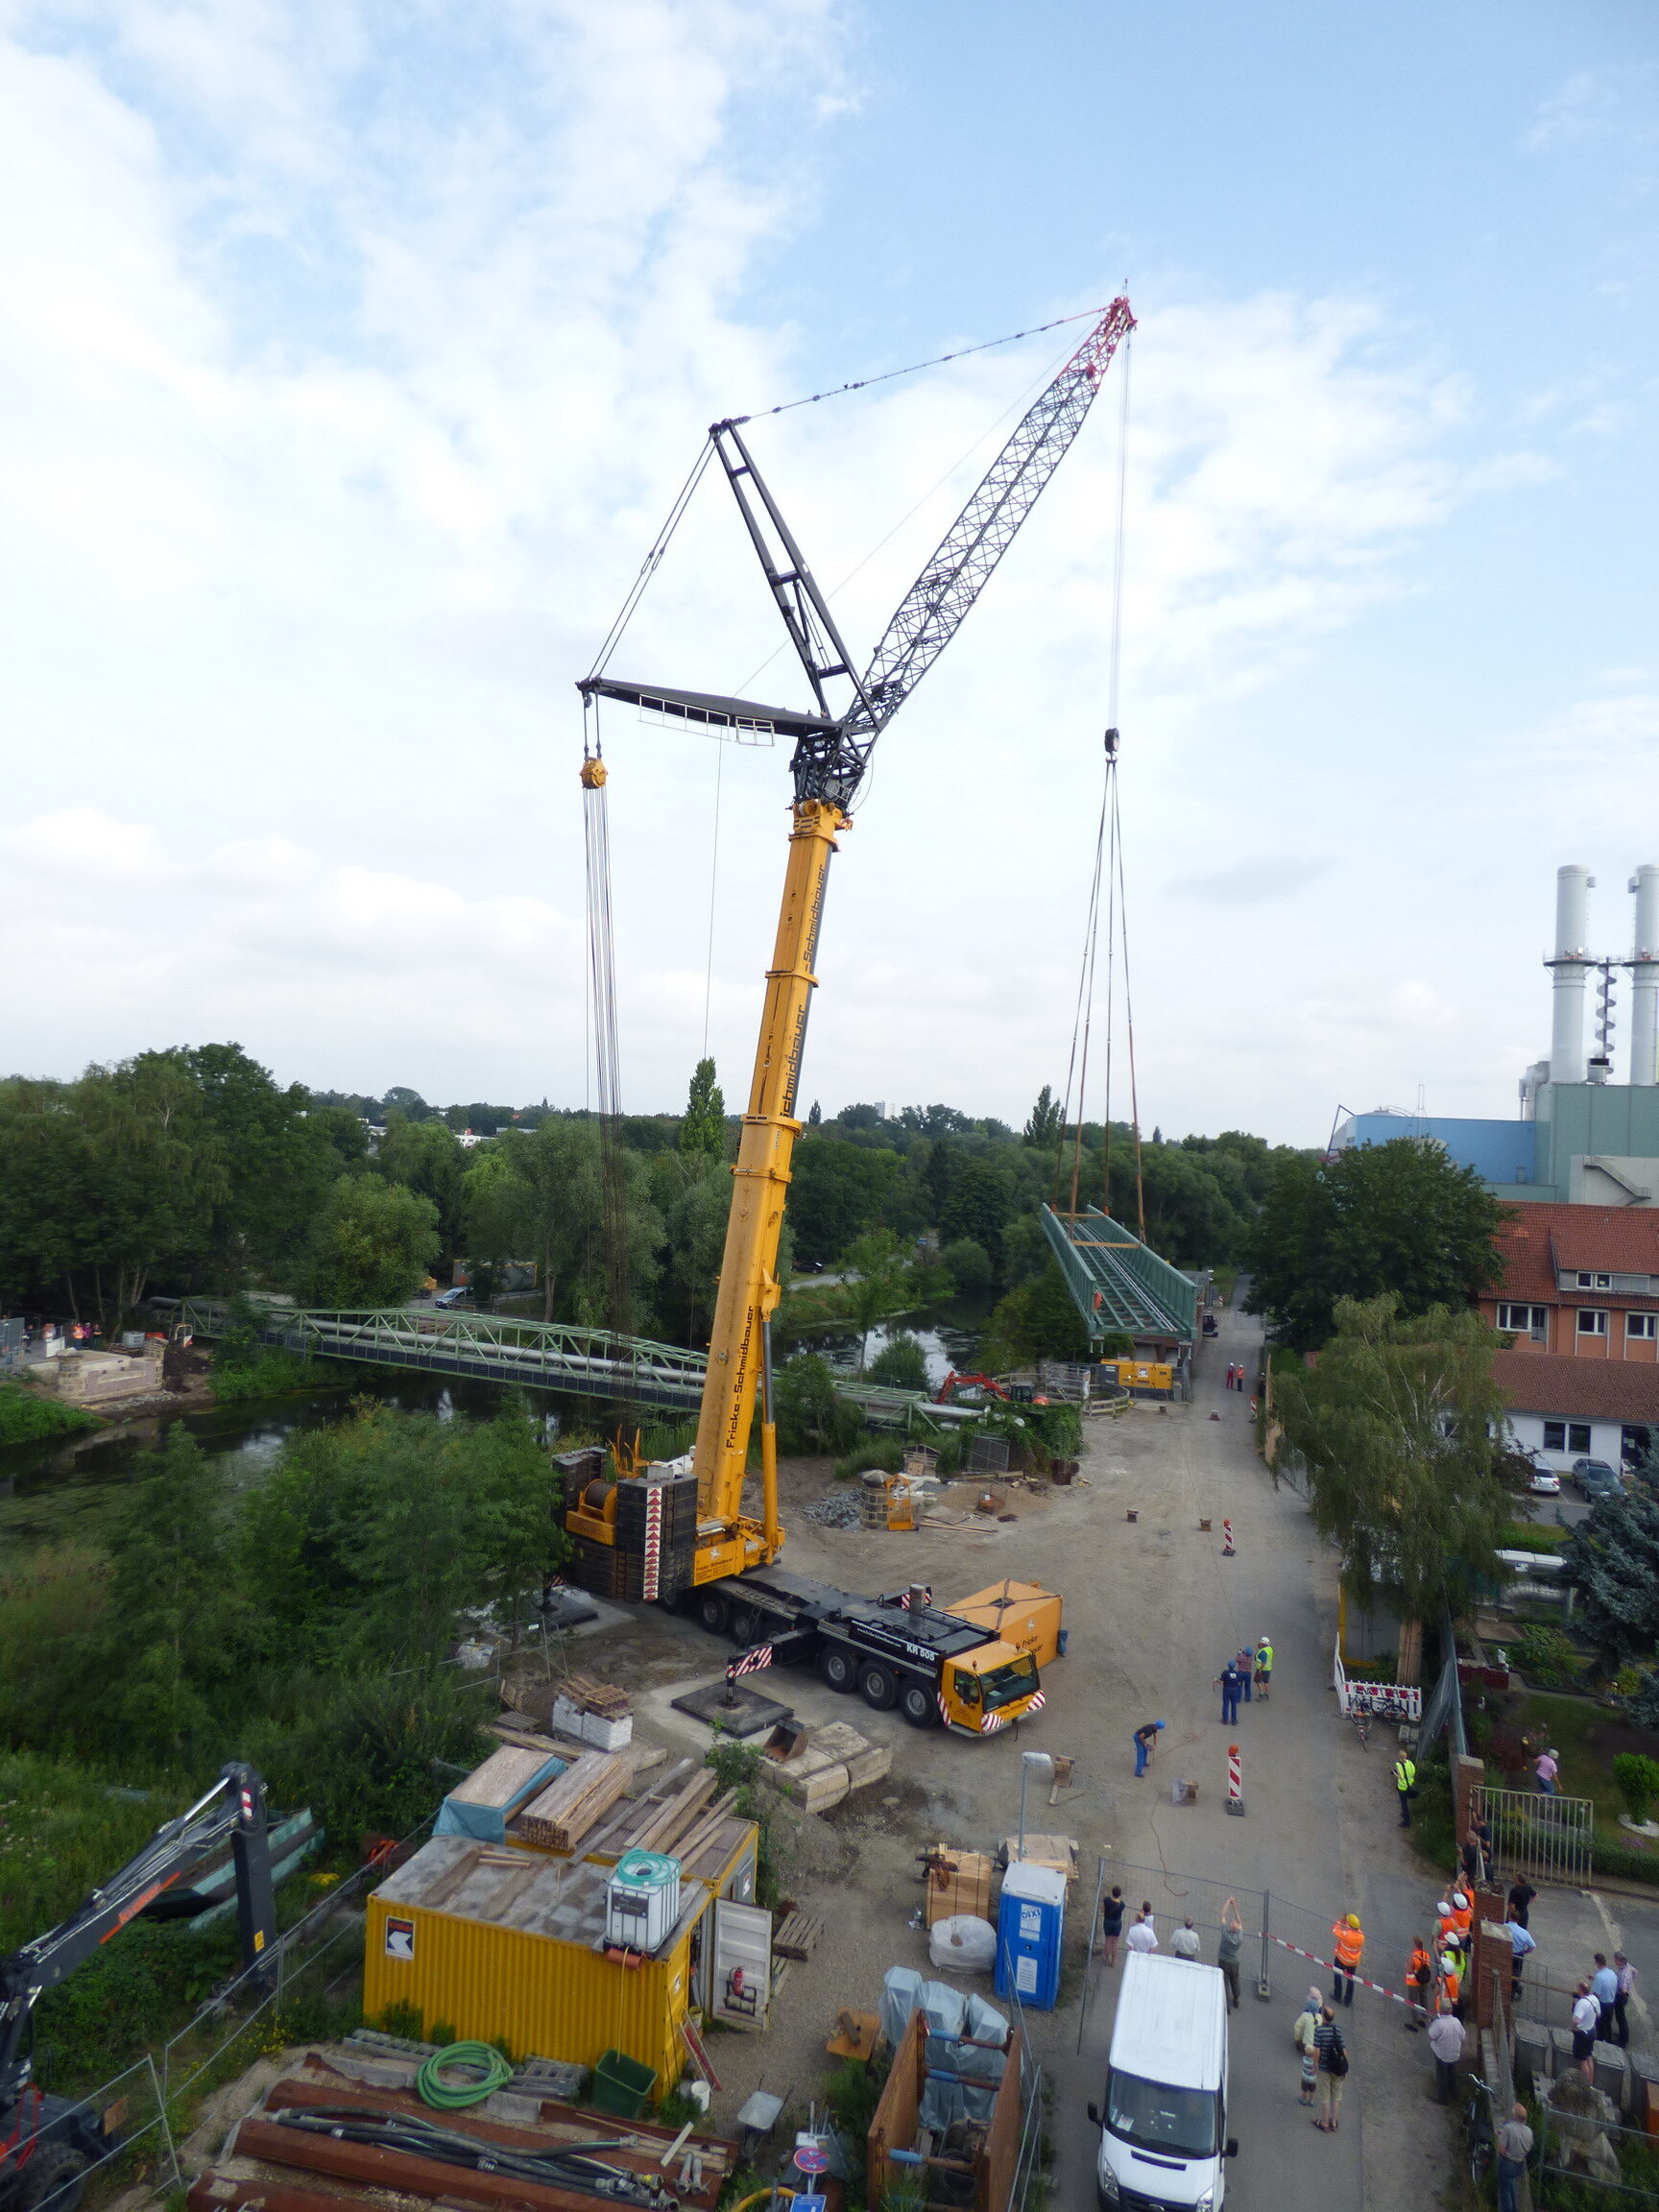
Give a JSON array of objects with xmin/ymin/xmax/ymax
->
[{"xmin": 568, "ymin": 298, "xmax": 1134, "ymax": 1729}]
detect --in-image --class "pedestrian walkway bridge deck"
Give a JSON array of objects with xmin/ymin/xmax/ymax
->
[
  {"xmin": 178, "ymin": 1299, "xmax": 968, "ymax": 1431},
  {"xmin": 1040, "ymin": 1205, "xmax": 1197, "ymax": 1344}
]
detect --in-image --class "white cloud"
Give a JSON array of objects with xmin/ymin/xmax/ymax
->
[{"xmin": 0, "ymin": 6, "xmax": 1571, "ymax": 1140}]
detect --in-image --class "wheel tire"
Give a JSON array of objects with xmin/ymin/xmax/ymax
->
[
  {"xmin": 860, "ymin": 1663, "xmax": 898, "ymax": 1712},
  {"xmin": 900, "ymin": 1680, "xmax": 940, "ymax": 1729},
  {"xmin": 22, "ymin": 2150, "xmax": 89, "ymax": 2212},
  {"xmin": 819, "ymin": 1647, "xmax": 857, "ymax": 1694},
  {"xmin": 695, "ymin": 1592, "xmax": 730, "ymax": 1637},
  {"xmin": 729, "ymin": 1605, "xmax": 759, "ymax": 1647}
]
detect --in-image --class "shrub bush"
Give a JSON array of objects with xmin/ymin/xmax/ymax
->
[
  {"xmin": 1614, "ymin": 1752, "xmax": 1659, "ymax": 1824},
  {"xmin": 1515, "ymin": 1623, "xmax": 1582, "ymax": 1689},
  {"xmin": 867, "ymin": 1334, "xmax": 928, "ymax": 1392},
  {"xmin": 0, "ymin": 1383, "xmax": 100, "ymax": 1444}
]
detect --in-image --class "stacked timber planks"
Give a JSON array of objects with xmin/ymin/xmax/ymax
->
[
  {"xmin": 515, "ymin": 1752, "xmax": 632, "ymax": 1853},
  {"xmin": 552, "ymin": 1671, "xmax": 634, "ymax": 1751},
  {"xmin": 923, "ymin": 1845, "xmax": 995, "ymax": 1928}
]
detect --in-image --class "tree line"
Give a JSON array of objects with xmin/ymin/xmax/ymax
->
[{"xmin": 0, "ymin": 1045, "xmax": 1310, "ymax": 1350}]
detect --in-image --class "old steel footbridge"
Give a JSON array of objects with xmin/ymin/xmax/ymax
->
[{"xmin": 177, "ymin": 1298, "xmax": 969, "ymax": 1431}]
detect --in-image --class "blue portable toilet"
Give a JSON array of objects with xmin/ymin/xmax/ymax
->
[{"xmin": 995, "ymin": 1862, "xmax": 1066, "ymax": 2009}]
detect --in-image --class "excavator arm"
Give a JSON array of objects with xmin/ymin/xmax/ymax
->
[{"xmin": 0, "ymin": 1765, "xmax": 276, "ymax": 2116}]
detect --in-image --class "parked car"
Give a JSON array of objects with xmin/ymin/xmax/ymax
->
[
  {"xmin": 1527, "ymin": 1468, "xmax": 1562, "ymax": 1496},
  {"xmin": 433, "ymin": 1286, "xmax": 473, "ymax": 1310},
  {"xmin": 1572, "ymin": 1458, "xmax": 1623, "ymax": 1501}
]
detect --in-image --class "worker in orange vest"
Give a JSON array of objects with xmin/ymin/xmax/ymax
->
[
  {"xmin": 1332, "ymin": 1914, "xmax": 1364, "ymax": 2007},
  {"xmin": 1405, "ymin": 1937, "xmax": 1434, "ymax": 2031},
  {"xmin": 1449, "ymin": 1889, "xmax": 1474, "ymax": 1940},
  {"xmin": 1439, "ymin": 1942, "xmax": 1463, "ymax": 2017}
]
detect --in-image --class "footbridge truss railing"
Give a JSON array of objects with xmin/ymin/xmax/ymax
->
[
  {"xmin": 179, "ymin": 1300, "xmax": 712, "ymax": 1412},
  {"xmin": 178, "ymin": 1299, "xmax": 968, "ymax": 1432}
]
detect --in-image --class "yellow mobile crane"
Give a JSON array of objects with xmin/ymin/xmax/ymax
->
[{"xmin": 566, "ymin": 301, "xmax": 1134, "ymax": 1733}]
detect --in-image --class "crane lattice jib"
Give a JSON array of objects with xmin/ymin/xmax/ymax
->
[{"xmin": 789, "ymin": 297, "xmax": 1135, "ymax": 810}]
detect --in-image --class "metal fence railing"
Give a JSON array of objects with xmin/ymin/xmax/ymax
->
[
  {"xmin": 1072, "ymin": 1857, "xmax": 1392, "ymax": 2054},
  {"xmin": 1475, "ymin": 1782, "xmax": 1596, "ymax": 1887},
  {"xmin": 1535, "ymin": 2096, "xmax": 1659, "ymax": 2206}
]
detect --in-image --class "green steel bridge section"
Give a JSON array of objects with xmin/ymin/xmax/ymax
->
[
  {"xmin": 179, "ymin": 1299, "xmax": 969, "ymax": 1432},
  {"xmin": 1039, "ymin": 1205, "xmax": 1197, "ymax": 1345}
]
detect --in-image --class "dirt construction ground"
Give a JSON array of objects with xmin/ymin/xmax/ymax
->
[{"xmin": 558, "ymin": 1299, "xmax": 1477, "ymax": 2212}]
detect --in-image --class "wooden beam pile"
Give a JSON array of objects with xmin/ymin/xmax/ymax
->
[
  {"xmin": 579, "ymin": 1758, "xmax": 741, "ymax": 1865},
  {"xmin": 515, "ymin": 1753, "xmax": 633, "ymax": 1853}
]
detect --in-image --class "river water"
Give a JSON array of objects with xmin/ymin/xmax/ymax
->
[{"xmin": 0, "ymin": 1301, "xmax": 988, "ymax": 1552}]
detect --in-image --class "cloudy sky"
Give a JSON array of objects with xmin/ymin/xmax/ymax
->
[{"xmin": 2, "ymin": 0, "xmax": 1655, "ymax": 1143}]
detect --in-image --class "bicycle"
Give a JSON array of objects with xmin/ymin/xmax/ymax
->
[
  {"xmin": 1463, "ymin": 2073, "xmax": 1497, "ymax": 2189},
  {"xmin": 1349, "ymin": 1704, "xmax": 1370, "ymax": 1748}
]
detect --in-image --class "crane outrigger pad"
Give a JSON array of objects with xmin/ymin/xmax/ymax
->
[{"xmin": 672, "ymin": 1680, "xmax": 796, "ymax": 1738}]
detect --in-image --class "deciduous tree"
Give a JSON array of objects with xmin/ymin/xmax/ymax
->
[
  {"xmin": 303, "ymin": 1175, "xmax": 440, "ymax": 1308},
  {"xmin": 1247, "ymin": 1139, "xmax": 1507, "ymax": 1352},
  {"xmin": 1275, "ymin": 1294, "xmax": 1511, "ymax": 1618}
]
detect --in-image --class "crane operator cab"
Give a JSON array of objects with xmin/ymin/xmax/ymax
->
[{"xmin": 941, "ymin": 1647, "xmax": 1043, "ymax": 1733}]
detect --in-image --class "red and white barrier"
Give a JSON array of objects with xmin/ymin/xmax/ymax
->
[
  {"xmin": 1266, "ymin": 1935, "xmax": 1416, "ymax": 2010},
  {"xmin": 1225, "ymin": 1742, "xmax": 1244, "ymax": 1816},
  {"xmin": 1221, "ymin": 1520, "xmax": 1235, "ymax": 1555}
]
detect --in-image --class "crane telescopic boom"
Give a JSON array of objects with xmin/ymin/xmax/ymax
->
[{"xmin": 570, "ymin": 296, "xmax": 1134, "ymax": 1586}]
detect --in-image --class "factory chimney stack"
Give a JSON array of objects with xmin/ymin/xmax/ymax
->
[
  {"xmin": 1548, "ymin": 865, "xmax": 1595, "ymax": 1086},
  {"xmin": 1631, "ymin": 865, "xmax": 1659, "ymax": 1088}
]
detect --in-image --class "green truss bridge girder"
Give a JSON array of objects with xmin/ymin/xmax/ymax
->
[
  {"xmin": 178, "ymin": 1299, "xmax": 970, "ymax": 1433},
  {"xmin": 1039, "ymin": 1206, "xmax": 1197, "ymax": 1345}
]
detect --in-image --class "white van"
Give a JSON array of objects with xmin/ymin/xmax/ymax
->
[{"xmin": 1087, "ymin": 1952, "xmax": 1238, "ymax": 2210}]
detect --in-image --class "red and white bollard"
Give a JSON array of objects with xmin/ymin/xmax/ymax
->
[
  {"xmin": 1225, "ymin": 1742, "xmax": 1245, "ymax": 1816},
  {"xmin": 1221, "ymin": 1519, "xmax": 1236, "ymax": 1555}
]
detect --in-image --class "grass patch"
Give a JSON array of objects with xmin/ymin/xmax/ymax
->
[
  {"xmin": 0, "ymin": 1382, "xmax": 101, "ymax": 1443},
  {"xmin": 1500, "ymin": 1520, "xmax": 1570, "ymax": 1552}
]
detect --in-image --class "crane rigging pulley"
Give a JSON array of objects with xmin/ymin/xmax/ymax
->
[{"xmin": 566, "ymin": 295, "xmax": 1135, "ymax": 1596}]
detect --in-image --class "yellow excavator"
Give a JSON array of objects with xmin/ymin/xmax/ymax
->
[{"xmin": 565, "ymin": 301, "xmax": 1134, "ymax": 1733}]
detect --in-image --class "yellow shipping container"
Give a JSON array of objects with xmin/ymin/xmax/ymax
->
[{"xmin": 364, "ymin": 1838, "xmax": 707, "ymax": 2095}]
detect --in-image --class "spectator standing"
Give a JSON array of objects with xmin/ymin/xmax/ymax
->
[
  {"xmin": 1428, "ymin": 2005, "xmax": 1466, "ymax": 2104},
  {"xmin": 1460, "ymin": 1826, "xmax": 1484, "ymax": 1890},
  {"xmin": 1132, "ymin": 1719, "xmax": 1166, "ymax": 1778},
  {"xmin": 1216, "ymin": 1659, "xmax": 1243, "ymax": 1725},
  {"xmin": 1592, "ymin": 1953, "xmax": 1620, "ymax": 2042},
  {"xmin": 1331, "ymin": 1914, "xmax": 1363, "ymax": 2006},
  {"xmin": 1100, "ymin": 1886, "xmax": 1125, "ymax": 1967},
  {"xmin": 1293, "ymin": 1989, "xmax": 1321, "ymax": 2106},
  {"xmin": 1507, "ymin": 1920, "xmax": 1536, "ymax": 2005},
  {"xmin": 1235, "ymin": 1647, "xmax": 1254, "ymax": 1703},
  {"xmin": 1536, "ymin": 1747, "xmax": 1561, "ymax": 1797},
  {"xmin": 1170, "ymin": 1917, "xmax": 1200, "ymax": 1959},
  {"xmin": 1405, "ymin": 1936, "xmax": 1433, "ymax": 2030},
  {"xmin": 1615, "ymin": 1954, "xmax": 1637, "ymax": 2048},
  {"xmin": 1312, "ymin": 2007, "xmax": 1348, "ymax": 2131},
  {"xmin": 1506, "ymin": 1874, "xmax": 1537, "ymax": 1931},
  {"xmin": 1572, "ymin": 1983, "xmax": 1600, "ymax": 2080},
  {"xmin": 1126, "ymin": 1906, "xmax": 1159, "ymax": 1955},
  {"xmin": 1216, "ymin": 1899, "xmax": 1243, "ymax": 2010},
  {"xmin": 1496, "ymin": 2104, "xmax": 1534, "ymax": 2212},
  {"xmin": 1393, "ymin": 1751, "xmax": 1418, "ymax": 1828}
]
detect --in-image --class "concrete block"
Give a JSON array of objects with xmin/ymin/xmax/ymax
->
[
  {"xmin": 1594, "ymin": 2042, "xmax": 1631, "ymax": 2112},
  {"xmin": 1514, "ymin": 2019, "xmax": 1551, "ymax": 2091}
]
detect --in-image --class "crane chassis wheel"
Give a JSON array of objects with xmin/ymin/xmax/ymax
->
[
  {"xmin": 818, "ymin": 1647, "xmax": 856, "ymax": 1694},
  {"xmin": 899, "ymin": 1679, "xmax": 940, "ymax": 1729},
  {"xmin": 858, "ymin": 1663, "xmax": 898, "ymax": 1712}
]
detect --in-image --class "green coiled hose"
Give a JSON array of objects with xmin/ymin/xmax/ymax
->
[{"xmin": 416, "ymin": 2041, "xmax": 515, "ymax": 2108}]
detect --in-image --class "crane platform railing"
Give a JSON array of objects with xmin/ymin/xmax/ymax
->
[
  {"xmin": 178, "ymin": 1298, "xmax": 967, "ymax": 1431},
  {"xmin": 1039, "ymin": 1205, "xmax": 1197, "ymax": 1346}
]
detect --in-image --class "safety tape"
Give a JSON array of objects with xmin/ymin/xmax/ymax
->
[{"xmin": 1267, "ymin": 1935, "xmax": 1423, "ymax": 2009}]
